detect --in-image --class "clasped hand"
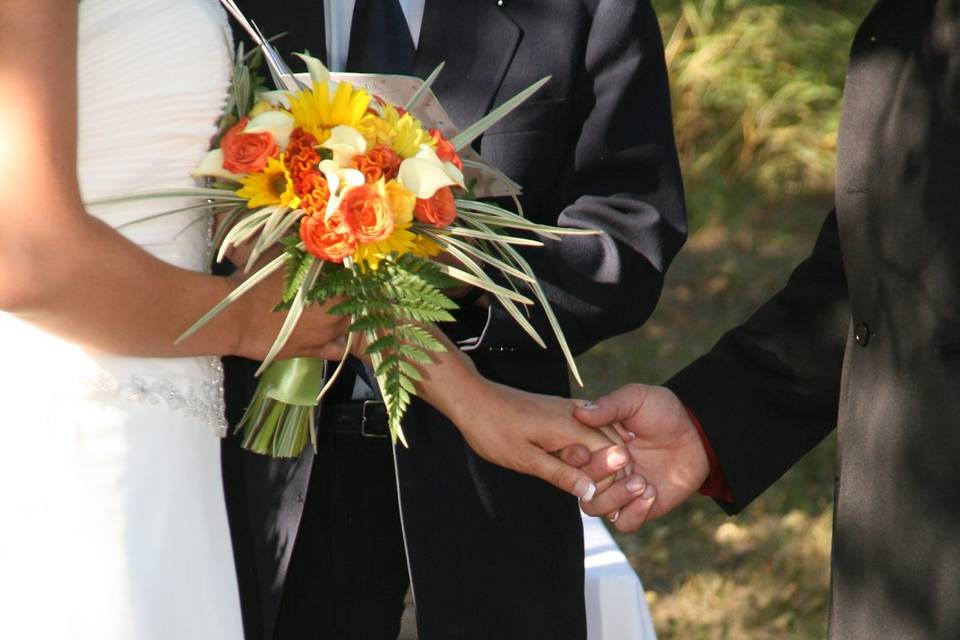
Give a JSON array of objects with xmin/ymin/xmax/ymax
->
[
  {"xmin": 227, "ymin": 238, "xmax": 712, "ymax": 533},
  {"xmin": 444, "ymin": 378, "xmax": 712, "ymax": 535},
  {"xmin": 567, "ymin": 385, "xmax": 711, "ymax": 532}
]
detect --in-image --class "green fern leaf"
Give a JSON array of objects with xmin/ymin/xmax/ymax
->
[
  {"xmin": 399, "ymin": 346, "xmax": 433, "ymax": 365},
  {"xmin": 398, "ymin": 360, "xmax": 423, "ymax": 382},
  {"xmin": 395, "ymin": 325, "xmax": 446, "ymax": 352},
  {"xmin": 282, "ymin": 250, "xmax": 314, "ymax": 304},
  {"xmin": 375, "ymin": 353, "xmax": 401, "ymax": 377},
  {"xmin": 350, "ymin": 315, "xmax": 392, "ymax": 333},
  {"xmin": 365, "ymin": 334, "xmax": 399, "ymax": 355}
]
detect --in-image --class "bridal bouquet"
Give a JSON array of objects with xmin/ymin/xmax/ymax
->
[{"xmin": 97, "ymin": 3, "xmax": 596, "ymax": 457}]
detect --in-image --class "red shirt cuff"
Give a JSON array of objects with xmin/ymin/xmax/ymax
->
[{"xmin": 685, "ymin": 407, "xmax": 734, "ymax": 503}]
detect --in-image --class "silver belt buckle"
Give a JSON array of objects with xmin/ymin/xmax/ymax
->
[{"xmin": 360, "ymin": 400, "xmax": 389, "ymax": 439}]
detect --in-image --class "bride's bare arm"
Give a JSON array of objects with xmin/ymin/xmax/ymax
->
[
  {"xmin": 0, "ymin": 1, "xmax": 346, "ymax": 360},
  {"xmin": 372, "ymin": 326, "xmax": 629, "ymax": 499}
]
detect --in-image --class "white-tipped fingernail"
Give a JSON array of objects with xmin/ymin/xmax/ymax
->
[
  {"xmin": 626, "ymin": 475, "xmax": 646, "ymax": 493},
  {"xmin": 608, "ymin": 510, "xmax": 621, "ymax": 523},
  {"xmin": 576, "ymin": 479, "xmax": 597, "ymax": 501},
  {"xmin": 607, "ymin": 448, "xmax": 630, "ymax": 468},
  {"xmin": 580, "ymin": 401, "xmax": 598, "ymax": 411},
  {"xmin": 642, "ymin": 484, "xmax": 656, "ymax": 500}
]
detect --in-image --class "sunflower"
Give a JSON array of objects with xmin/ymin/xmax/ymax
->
[
  {"xmin": 351, "ymin": 223, "xmax": 419, "ymax": 270},
  {"xmin": 409, "ymin": 233, "xmax": 444, "ymax": 259},
  {"xmin": 236, "ymin": 155, "xmax": 301, "ymax": 210},
  {"xmin": 287, "ymin": 81, "xmax": 372, "ymax": 143}
]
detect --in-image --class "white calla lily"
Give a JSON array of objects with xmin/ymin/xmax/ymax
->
[
  {"xmin": 340, "ymin": 168, "xmax": 366, "ymax": 188},
  {"xmin": 293, "ymin": 53, "xmax": 331, "ymax": 86},
  {"xmin": 319, "ymin": 160, "xmax": 341, "ymax": 202},
  {"xmin": 441, "ymin": 160, "xmax": 465, "ymax": 189},
  {"xmin": 321, "ymin": 125, "xmax": 368, "ymax": 167},
  {"xmin": 244, "ymin": 110, "xmax": 295, "ymax": 150},
  {"xmin": 257, "ymin": 90, "xmax": 292, "ymax": 110},
  {"xmin": 192, "ymin": 149, "xmax": 245, "ymax": 182},
  {"xmin": 319, "ymin": 159, "xmax": 367, "ymax": 218},
  {"xmin": 399, "ymin": 145, "xmax": 466, "ymax": 199}
]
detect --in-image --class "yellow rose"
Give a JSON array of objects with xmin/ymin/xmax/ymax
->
[
  {"xmin": 357, "ymin": 113, "xmax": 396, "ymax": 149},
  {"xmin": 384, "ymin": 180, "xmax": 416, "ymax": 224}
]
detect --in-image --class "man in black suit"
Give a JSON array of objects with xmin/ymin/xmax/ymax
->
[
  {"xmin": 222, "ymin": 1, "xmax": 685, "ymax": 638},
  {"xmin": 573, "ymin": 2, "xmax": 960, "ymax": 638}
]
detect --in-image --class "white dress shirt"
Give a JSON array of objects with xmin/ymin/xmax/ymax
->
[{"xmin": 324, "ymin": 0, "xmax": 426, "ymax": 72}]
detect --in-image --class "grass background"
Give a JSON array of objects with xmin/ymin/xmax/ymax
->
[{"xmin": 574, "ymin": 1, "xmax": 874, "ymax": 637}]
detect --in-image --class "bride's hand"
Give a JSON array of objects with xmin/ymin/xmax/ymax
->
[
  {"xmin": 432, "ymin": 371, "xmax": 633, "ymax": 500},
  {"xmin": 329, "ymin": 322, "xmax": 633, "ymax": 498},
  {"xmin": 231, "ymin": 265, "xmax": 350, "ymax": 362}
]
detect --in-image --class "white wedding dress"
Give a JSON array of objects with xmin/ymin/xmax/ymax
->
[{"xmin": 0, "ymin": 1, "xmax": 243, "ymax": 637}]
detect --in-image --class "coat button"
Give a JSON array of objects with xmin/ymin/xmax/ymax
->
[{"xmin": 854, "ymin": 322, "xmax": 871, "ymax": 347}]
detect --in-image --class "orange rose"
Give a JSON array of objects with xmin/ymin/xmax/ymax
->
[
  {"xmin": 300, "ymin": 211, "xmax": 356, "ymax": 262},
  {"xmin": 414, "ymin": 187, "xmax": 457, "ymax": 227},
  {"xmin": 429, "ymin": 129, "xmax": 463, "ymax": 170},
  {"xmin": 221, "ymin": 117, "xmax": 279, "ymax": 174},
  {"xmin": 339, "ymin": 185, "xmax": 395, "ymax": 243}
]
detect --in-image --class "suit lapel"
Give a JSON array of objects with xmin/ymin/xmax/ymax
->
[{"xmin": 413, "ymin": 0, "xmax": 522, "ymax": 129}]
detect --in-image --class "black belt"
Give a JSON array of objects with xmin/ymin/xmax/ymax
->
[{"xmin": 321, "ymin": 400, "xmax": 390, "ymax": 439}]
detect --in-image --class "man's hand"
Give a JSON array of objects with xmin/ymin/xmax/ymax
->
[{"xmin": 570, "ymin": 384, "xmax": 710, "ymax": 532}]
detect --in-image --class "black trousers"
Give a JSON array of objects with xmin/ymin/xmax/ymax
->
[{"xmin": 273, "ymin": 428, "xmax": 410, "ymax": 639}]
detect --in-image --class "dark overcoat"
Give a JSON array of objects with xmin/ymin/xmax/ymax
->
[{"xmin": 669, "ymin": 2, "xmax": 960, "ymax": 638}]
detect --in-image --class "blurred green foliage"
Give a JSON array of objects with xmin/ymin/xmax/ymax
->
[
  {"xmin": 574, "ymin": 1, "xmax": 876, "ymax": 637},
  {"xmin": 658, "ymin": 0, "xmax": 873, "ymax": 226}
]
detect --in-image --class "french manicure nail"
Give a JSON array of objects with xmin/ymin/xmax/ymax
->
[
  {"xmin": 642, "ymin": 484, "xmax": 656, "ymax": 500},
  {"xmin": 626, "ymin": 475, "xmax": 646, "ymax": 493},
  {"xmin": 580, "ymin": 401, "xmax": 598, "ymax": 411},
  {"xmin": 575, "ymin": 479, "xmax": 597, "ymax": 501},
  {"xmin": 608, "ymin": 510, "xmax": 621, "ymax": 523},
  {"xmin": 607, "ymin": 448, "xmax": 630, "ymax": 468}
]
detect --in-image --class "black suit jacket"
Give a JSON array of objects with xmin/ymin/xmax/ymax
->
[
  {"xmin": 668, "ymin": 1, "xmax": 960, "ymax": 638},
  {"xmin": 222, "ymin": 2, "xmax": 685, "ymax": 638}
]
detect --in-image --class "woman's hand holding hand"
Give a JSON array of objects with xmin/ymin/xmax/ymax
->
[{"xmin": 438, "ymin": 373, "xmax": 630, "ymax": 500}]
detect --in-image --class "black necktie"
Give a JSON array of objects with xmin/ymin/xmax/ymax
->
[{"xmin": 346, "ymin": 0, "xmax": 417, "ymax": 74}]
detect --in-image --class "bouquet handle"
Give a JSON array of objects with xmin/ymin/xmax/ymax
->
[{"xmin": 236, "ymin": 357, "xmax": 327, "ymax": 456}]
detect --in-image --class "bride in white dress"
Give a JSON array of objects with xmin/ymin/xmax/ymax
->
[
  {"xmin": 0, "ymin": 1, "xmax": 630, "ymax": 637},
  {"xmin": 0, "ymin": 1, "xmax": 352, "ymax": 637}
]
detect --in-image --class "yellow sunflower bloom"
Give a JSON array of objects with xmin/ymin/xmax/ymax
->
[
  {"xmin": 352, "ymin": 223, "xmax": 418, "ymax": 270},
  {"xmin": 288, "ymin": 81, "xmax": 372, "ymax": 143},
  {"xmin": 236, "ymin": 155, "xmax": 301, "ymax": 210},
  {"xmin": 409, "ymin": 233, "xmax": 444, "ymax": 259}
]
